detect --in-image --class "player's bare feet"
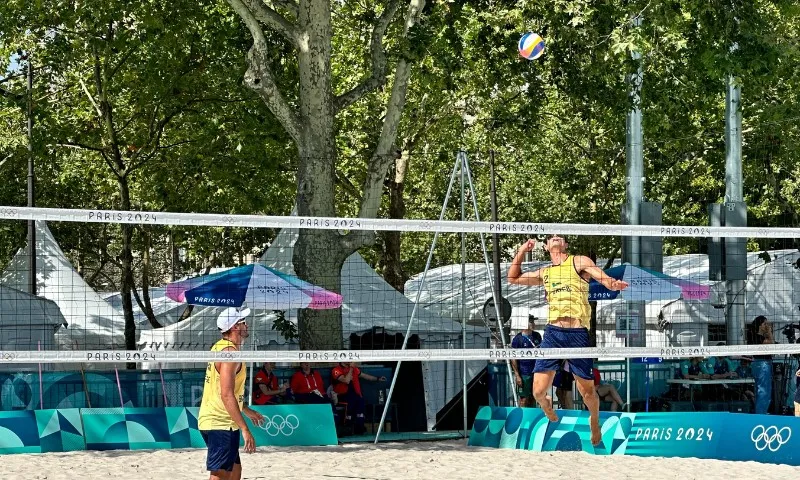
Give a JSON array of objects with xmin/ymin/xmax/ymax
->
[
  {"xmin": 590, "ymin": 418, "xmax": 601, "ymax": 446},
  {"xmin": 539, "ymin": 395, "xmax": 559, "ymax": 422}
]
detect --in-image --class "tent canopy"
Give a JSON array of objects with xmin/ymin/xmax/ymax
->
[
  {"xmin": 0, "ymin": 221, "xmax": 125, "ymax": 349},
  {"xmin": 0, "ymin": 284, "xmax": 66, "ymax": 351}
]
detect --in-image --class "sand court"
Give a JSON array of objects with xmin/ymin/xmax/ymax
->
[{"xmin": 8, "ymin": 440, "xmax": 800, "ymax": 480}]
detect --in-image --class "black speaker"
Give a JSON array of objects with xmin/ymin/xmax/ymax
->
[
  {"xmin": 707, "ymin": 202, "xmax": 747, "ymax": 281},
  {"xmin": 724, "ymin": 202, "xmax": 747, "ymax": 281},
  {"xmin": 640, "ymin": 202, "xmax": 663, "ymax": 272},
  {"xmin": 708, "ymin": 204, "xmax": 724, "ymax": 281}
]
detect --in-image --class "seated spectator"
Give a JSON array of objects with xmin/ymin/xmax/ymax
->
[
  {"xmin": 673, "ymin": 357, "xmax": 712, "ymax": 401},
  {"xmin": 707, "ymin": 357, "xmax": 738, "ymax": 379},
  {"xmin": 253, "ymin": 361, "xmax": 289, "ymax": 405},
  {"xmin": 736, "ymin": 357, "xmax": 753, "ymax": 378},
  {"xmin": 331, "ymin": 362, "xmax": 386, "ymax": 435},
  {"xmin": 593, "ymin": 367, "xmax": 626, "ymax": 412},
  {"xmin": 677, "ymin": 357, "xmax": 712, "ymax": 380},
  {"xmin": 290, "ymin": 362, "xmax": 330, "ymax": 404}
]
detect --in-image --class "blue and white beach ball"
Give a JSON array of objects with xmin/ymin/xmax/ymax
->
[{"xmin": 518, "ymin": 32, "xmax": 545, "ymax": 60}]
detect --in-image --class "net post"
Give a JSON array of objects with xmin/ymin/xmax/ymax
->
[
  {"xmin": 460, "ymin": 150, "xmax": 468, "ymax": 440},
  {"xmin": 159, "ymin": 367, "xmax": 169, "ymax": 407}
]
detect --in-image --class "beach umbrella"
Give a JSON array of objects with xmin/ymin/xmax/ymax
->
[
  {"xmin": 589, "ymin": 263, "xmax": 710, "ymax": 302},
  {"xmin": 165, "ymin": 264, "xmax": 342, "ymax": 310}
]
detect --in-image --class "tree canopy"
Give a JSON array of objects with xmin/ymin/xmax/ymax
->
[{"xmin": 1, "ymin": 0, "xmax": 798, "ymax": 346}]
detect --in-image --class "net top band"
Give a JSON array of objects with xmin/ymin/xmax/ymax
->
[
  {"xmin": 2, "ymin": 344, "xmax": 799, "ymax": 363},
  {"xmin": 2, "ymin": 206, "xmax": 799, "ymax": 238}
]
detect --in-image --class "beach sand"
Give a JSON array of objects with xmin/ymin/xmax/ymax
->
[{"xmin": 9, "ymin": 440, "xmax": 800, "ymax": 480}]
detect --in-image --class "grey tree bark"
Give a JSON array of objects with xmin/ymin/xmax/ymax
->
[{"xmin": 226, "ymin": 0, "xmax": 426, "ymax": 348}]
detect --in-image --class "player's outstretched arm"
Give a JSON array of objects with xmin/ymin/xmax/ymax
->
[
  {"xmin": 508, "ymin": 239, "xmax": 545, "ymax": 286},
  {"xmin": 575, "ymin": 256, "xmax": 629, "ymax": 291}
]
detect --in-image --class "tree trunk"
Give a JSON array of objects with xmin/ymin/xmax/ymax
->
[
  {"xmin": 118, "ymin": 176, "xmax": 136, "ymax": 366},
  {"xmin": 291, "ymin": 1, "xmax": 347, "ymax": 349},
  {"xmin": 293, "ymin": 228, "xmax": 347, "ymax": 349},
  {"xmin": 379, "ymin": 152, "xmax": 409, "ymax": 292},
  {"xmin": 138, "ymin": 228, "xmax": 161, "ymax": 328},
  {"xmin": 227, "ymin": 0, "xmax": 426, "ymax": 348}
]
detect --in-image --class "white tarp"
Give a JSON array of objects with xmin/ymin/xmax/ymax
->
[
  {"xmin": 0, "ymin": 284, "xmax": 66, "ymax": 355},
  {"xmin": 103, "ymin": 287, "xmax": 189, "ymax": 329},
  {"xmin": 0, "ymin": 221, "xmax": 125, "ymax": 350}
]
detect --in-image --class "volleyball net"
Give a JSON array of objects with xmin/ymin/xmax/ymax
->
[
  {"xmin": 2, "ymin": 206, "xmax": 800, "ymax": 426},
  {"xmin": 0, "ymin": 206, "xmax": 799, "ymax": 363}
]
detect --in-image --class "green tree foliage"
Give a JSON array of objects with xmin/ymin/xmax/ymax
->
[{"xmin": 1, "ymin": 0, "xmax": 798, "ymax": 351}]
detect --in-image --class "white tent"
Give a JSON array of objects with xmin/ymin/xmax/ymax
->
[
  {"xmin": 405, "ymin": 250, "xmax": 800, "ymax": 348},
  {"xmin": 262, "ymin": 228, "xmax": 492, "ymax": 431},
  {"xmin": 0, "ymin": 221, "xmax": 125, "ymax": 350},
  {"xmin": 0, "ymin": 285, "xmax": 67, "ymax": 369},
  {"xmin": 138, "ymin": 227, "xmax": 492, "ymax": 430}
]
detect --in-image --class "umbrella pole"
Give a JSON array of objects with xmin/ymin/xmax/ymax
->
[
  {"xmin": 248, "ymin": 335, "xmax": 254, "ymax": 407},
  {"xmin": 626, "ymin": 302, "xmax": 631, "ymax": 412},
  {"xmin": 114, "ymin": 367, "xmax": 124, "ymax": 409},
  {"xmin": 37, "ymin": 340, "xmax": 43, "ymax": 410}
]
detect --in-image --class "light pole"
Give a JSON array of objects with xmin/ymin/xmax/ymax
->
[{"xmin": 21, "ymin": 50, "xmax": 36, "ymax": 295}]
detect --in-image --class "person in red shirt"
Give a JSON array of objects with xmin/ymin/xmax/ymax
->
[
  {"xmin": 290, "ymin": 362, "xmax": 329, "ymax": 404},
  {"xmin": 253, "ymin": 362, "xmax": 288, "ymax": 405},
  {"xmin": 331, "ymin": 362, "xmax": 386, "ymax": 435}
]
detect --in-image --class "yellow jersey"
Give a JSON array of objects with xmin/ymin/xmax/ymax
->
[
  {"xmin": 198, "ymin": 339, "xmax": 246, "ymax": 431},
  {"xmin": 542, "ymin": 255, "xmax": 591, "ymax": 328}
]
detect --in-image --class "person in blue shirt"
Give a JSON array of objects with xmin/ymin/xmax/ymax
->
[
  {"xmin": 705, "ymin": 347, "xmax": 739, "ymax": 380},
  {"xmin": 511, "ymin": 316, "xmax": 543, "ymax": 407},
  {"xmin": 747, "ymin": 315, "xmax": 775, "ymax": 414},
  {"xmin": 704, "ymin": 351, "xmax": 740, "ymax": 402}
]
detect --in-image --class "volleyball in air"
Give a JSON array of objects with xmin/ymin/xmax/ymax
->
[{"xmin": 518, "ymin": 32, "xmax": 545, "ymax": 60}]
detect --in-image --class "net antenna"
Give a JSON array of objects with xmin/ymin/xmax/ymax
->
[{"xmin": 374, "ymin": 151, "xmax": 518, "ymax": 444}]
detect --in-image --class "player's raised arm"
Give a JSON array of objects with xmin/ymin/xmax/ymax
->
[
  {"xmin": 574, "ymin": 256, "xmax": 628, "ymax": 291},
  {"xmin": 508, "ymin": 239, "xmax": 545, "ymax": 286}
]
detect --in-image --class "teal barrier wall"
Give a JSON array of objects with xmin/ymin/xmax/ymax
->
[
  {"xmin": 83, "ymin": 408, "xmax": 173, "ymax": 451},
  {"xmin": 469, "ymin": 406, "xmax": 800, "ymax": 466},
  {"xmin": 0, "ymin": 409, "xmax": 85, "ymax": 454},
  {"xmin": 0, "ymin": 404, "xmax": 337, "ymax": 454},
  {"xmin": 0, "ymin": 367, "xmax": 391, "ymax": 411}
]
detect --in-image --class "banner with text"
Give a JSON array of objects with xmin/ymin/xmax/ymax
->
[{"xmin": 469, "ymin": 407, "xmax": 800, "ymax": 466}]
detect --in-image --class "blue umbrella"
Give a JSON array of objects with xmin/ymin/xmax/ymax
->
[
  {"xmin": 166, "ymin": 264, "xmax": 343, "ymax": 310},
  {"xmin": 589, "ymin": 263, "xmax": 710, "ymax": 302}
]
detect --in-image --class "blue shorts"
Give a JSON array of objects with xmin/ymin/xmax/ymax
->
[
  {"xmin": 533, "ymin": 324, "xmax": 593, "ymax": 380},
  {"xmin": 201, "ymin": 429, "xmax": 241, "ymax": 472}
]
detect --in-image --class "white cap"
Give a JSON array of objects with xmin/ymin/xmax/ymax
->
[{"xmin": 217, "ymin": 307, "xmax": 251, "ymax": 333}]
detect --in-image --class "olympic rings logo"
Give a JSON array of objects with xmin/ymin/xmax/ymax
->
[
  {"xmin": 1, "ymin": 352, "xmax": 16, "ymax": 361},
  {"xmin": 751, "ymin": 425, "xmax": 792, "ymax": 452},
  {"xmin": 259, "ymin": 414, "xmax": 299, "ymax": 437}
]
